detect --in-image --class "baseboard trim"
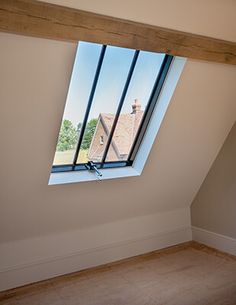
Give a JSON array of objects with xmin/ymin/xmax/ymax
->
[
  {"xmin": 192, "ymin": 226, "xmax": 236, "ymax": 256},
  {"xmin": 0, "ymin": 226, "xmax": 191, "ymax": 292}
]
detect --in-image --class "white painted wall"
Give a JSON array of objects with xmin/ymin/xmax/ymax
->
[
  {"xmin": 1, "ymin": 208, "xmax": 191, "ymax": 291},
  {"xmin": 0, "ymin": 0, "xmax": 236, "ymax": 291},
  {"xmin": 191, "ymin": 122, "xmax": 236, "ymax": 255}
]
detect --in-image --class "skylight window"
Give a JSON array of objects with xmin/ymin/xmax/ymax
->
[{"xmin": 49, "ymin": 41, "xmax": 186, "ymax": 184}]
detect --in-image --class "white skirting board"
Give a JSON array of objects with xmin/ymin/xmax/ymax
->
[
  {"xmin": 192, "ymin": 226, "xmax": 236, "ymax": 256},
  {"xmin": 0, "ymin": 208, "xmax": 191, "ymax": 291}
]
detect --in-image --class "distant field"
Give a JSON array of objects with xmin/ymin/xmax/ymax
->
[{"xmin": 53, "ymin": 149, "xmax": 88, "ymax": 165}]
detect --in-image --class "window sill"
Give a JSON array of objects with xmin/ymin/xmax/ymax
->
[{"xmin": 49, "ymin": 166, "xmax": 140, "ymax": 185}]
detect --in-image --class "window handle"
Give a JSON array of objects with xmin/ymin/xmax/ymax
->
[{"xmin": 85, "ymin": 161, "xmax": 102, "ymax": 178}]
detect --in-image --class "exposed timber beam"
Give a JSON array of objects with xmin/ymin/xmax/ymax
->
[{"xmin": 0, "ymin": 0, "xmax": 236, "ymax": 65}]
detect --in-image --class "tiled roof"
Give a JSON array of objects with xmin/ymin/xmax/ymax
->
[{"xmin": 101, "ymin": 110, "xmax": 144, "ymax": 156}]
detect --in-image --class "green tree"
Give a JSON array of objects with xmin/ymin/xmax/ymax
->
[
  {"xmin": 56, "ymin": 119, "xmax": 78, "ymax": 151},
  {"xmin": 81, "ymin": 118, "xmax": 98, "ymax": 150}
]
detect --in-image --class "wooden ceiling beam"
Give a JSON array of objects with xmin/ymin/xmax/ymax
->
[{"xmin": 0, "ymin": 0, "xmax": 236, "ymax": 65}]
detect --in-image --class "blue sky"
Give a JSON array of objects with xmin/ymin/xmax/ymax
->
[{"xmin": 62, "ymin": 41, "xmax": 165, "ymax": 126}]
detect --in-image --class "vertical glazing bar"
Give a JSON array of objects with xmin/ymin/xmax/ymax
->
[
  {"xmin": 128, "ymin": 55, "xmax": 173, "ymax": 161},
  {"xmin": 101, "ymin": 50, "xmax": 140, "ymax": 164},
  {"xmin": 72, "ymin": 45, "xmax": 107, "ymax": 166}
]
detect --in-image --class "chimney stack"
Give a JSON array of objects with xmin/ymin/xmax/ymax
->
[{"xmin": 131, "ymin": 99, "xmax": 141, "ymax": 114}]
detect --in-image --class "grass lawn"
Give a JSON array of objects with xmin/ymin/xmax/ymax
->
[{"xmin": 53, "ymin": 149, "xmax": 88, "ymax": 165}]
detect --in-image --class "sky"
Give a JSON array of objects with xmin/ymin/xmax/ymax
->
[{"xmin": 62, "ymin": 41, "xmax": 165, "ymax": 127}]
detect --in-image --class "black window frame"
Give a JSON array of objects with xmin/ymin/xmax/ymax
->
[{"xmin": 52, "ymin": 44, "xmax": 173, "ymax": 174}]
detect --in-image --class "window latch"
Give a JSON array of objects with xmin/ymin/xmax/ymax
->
[{"xmin": 85, "ymin": 161, "xmax": 102, "ymax": 178}]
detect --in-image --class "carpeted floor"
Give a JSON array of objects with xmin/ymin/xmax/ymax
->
[{"xmin": 1, "ymin": 242, "xmax": 236, "ymax": 305}]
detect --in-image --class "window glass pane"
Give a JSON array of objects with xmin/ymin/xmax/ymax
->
[
  {"xmin": 53, "ymin": 42, "xmax": 102, "ymax": 165},
  {"xmin": 105, "ymin": 51, "xmax": 165, "ymax": 162},
  {"xmin": 76, "ymin": 46, "xmax": 135, "ymax": 164}
]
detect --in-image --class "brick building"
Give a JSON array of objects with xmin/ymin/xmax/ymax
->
[{"xmin": 88, "ymin": 99, "xmax": 144, "ymax": 162}]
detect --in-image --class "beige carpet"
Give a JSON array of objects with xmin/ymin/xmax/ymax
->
[{"xmin": 1, "ymin": 242, "xmax": 236, "ymax": 305}]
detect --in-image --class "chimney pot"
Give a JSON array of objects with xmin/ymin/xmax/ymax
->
[{"xmin": 131, "ymin": 99, "xmax": 141, "ymax": 114}]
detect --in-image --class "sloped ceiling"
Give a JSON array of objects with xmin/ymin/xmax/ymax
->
[
  {"xmin": 0, "ymin": 0, "xmax": 236, "ymax": 243},
  {"xmin": 44, "ymin": 0, "xmax": 236, "ymax": 41}
]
